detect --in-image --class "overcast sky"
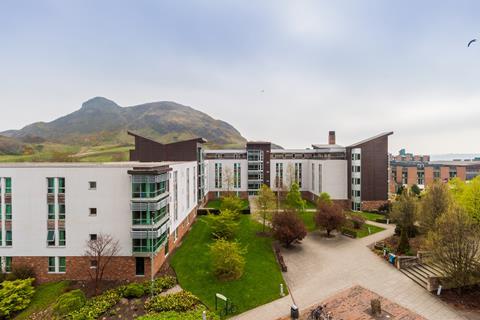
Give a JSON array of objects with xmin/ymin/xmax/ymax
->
[{"xmin": 1, "ymin": 1, "xmax": 479, "ymax": 154}]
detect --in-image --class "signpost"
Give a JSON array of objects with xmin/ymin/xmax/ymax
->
[{"xmin": 215, "ymin": 293, "xmax": 235, "ymax": 316}]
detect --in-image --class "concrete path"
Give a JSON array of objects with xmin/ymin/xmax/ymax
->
[{"xmin": 232, "ymin": 222, "xmax": 466, "ymax": 320}]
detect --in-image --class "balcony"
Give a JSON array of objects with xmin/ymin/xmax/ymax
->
[{"xmin": 132, "ymin": 227, "xmax": 169, "ymax": 256}]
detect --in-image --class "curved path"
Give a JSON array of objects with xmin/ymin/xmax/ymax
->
[{"xmin": 232, "ymin": 220, "xmax": 465, "ymax": 320}]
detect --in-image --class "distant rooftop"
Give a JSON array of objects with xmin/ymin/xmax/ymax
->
[{"xmin": 0, "ymin": 161, "xmax": 185, "ymax": 168}]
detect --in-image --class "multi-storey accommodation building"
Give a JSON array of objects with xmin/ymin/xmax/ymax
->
[
  {"xmin": 205, "ymin": 131, "xmax": 393, "ymax": 211},
  {"xmin": 0, "ymin": 130, "xmax": 392, "ymax": 282}
]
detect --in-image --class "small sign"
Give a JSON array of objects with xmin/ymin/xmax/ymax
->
[{"xmin": 216, "ymin": 293, "xmax": 227, "ymax": 301}]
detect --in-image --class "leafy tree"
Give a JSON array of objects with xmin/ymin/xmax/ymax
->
[
  {"xmin": 285, "ymin": 183, "xmax": 306, "ymax": 210},
  {"xmin": 459, "ymin": 176, "xmax": 480, "ymax": 223},
  {"xmin": 317, "ymin": 192, "xmax": 332, "ymax": 206},
  {"xmin": 209, "ymin": 210, "xmax": 239, "ymax": 240},
  {"xmin": 396, "ymin": 228, "xmax": 410, "ymax": 254},
  {"xmin": 315, "ymin": 202, "xmax": 346, "ymax": 236},
  {"xmin": 427, "ymin": 205, "xmax": 480, "ymax": 293},
  {"xmin": 209, "ymin": 239, "xmax": 247, "ymax": 281},
  {"xmin": 396, "ymin": 184, "xmax": 405, "ymax": 196},
  {"xmin": 410, "ymin": 184, "xmax": 421, "ymax": 197},
  {"xmin": 272, "ymin": 210, "xmax": 307, "ymax": 247},
  {"xmin": 220, "ymin": 195, "xmax": 244, "ymax": 217},
  {"xmin": 84, "ymin": 233, "xmax": 120, "ymax": 294},
  {"xmin": 418, "ymin": 180, "xmax": 452, "ymax": 233},
  {"xmin": 350, "ymin": 213, "xmax": 366, "ymax": 230},
  {"xmin": 449, "ymin": 177, "xmax": 466, "ymax": 200},
  {"xmin": 391, "ymin": 190, "xmax": 417, "ymax": 239},
  {"xmin": 255, "ymin": 184, "xmax": 276, "ymax": 232}
]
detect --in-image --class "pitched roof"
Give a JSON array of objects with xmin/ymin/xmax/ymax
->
[
  {"xmin": 348, "ymin": 132, "xmax": 393, "ymax": 148},
  {"xmin": 127, "ymin": 131, "xmax": 207, "ymax": 145}
]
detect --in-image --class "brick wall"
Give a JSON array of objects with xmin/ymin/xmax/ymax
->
[
  {"xmin": 424, "ymin": 167, "xmax": 434, "ymax": 186},
  {"xmin": 361, "ymin": 200, "xmax": 388, "ymax": 212},
  {"xmin": 10, "ymin": 207, "xmax": 198, "ymax": 284},
  {"xmin": 206, "ymin": 191, "xmax": 249, "ymax": 200},
  {"xmin": 407, "ymin": 167, "xmax": 417, "ymax": 185}
]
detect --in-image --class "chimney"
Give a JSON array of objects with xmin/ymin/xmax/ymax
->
[{"xmin": 328, "ymin": 131, "xmax": 336, "ymax": 145}]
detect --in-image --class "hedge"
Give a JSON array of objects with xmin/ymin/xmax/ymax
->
[
  {"xmin": 145, "ymin": 291, "xmax": 200, "ymax": 313},
  {"xmin": 0, "ymin": 278, "xmax": 35, "ymax": 318},
  {"xmin": 53, "ymin": 289, "xmax": 86, "ymax": 316},
  {"xmin": 137, "ymin": 306, "xmax": 219, "ymax": 320}
]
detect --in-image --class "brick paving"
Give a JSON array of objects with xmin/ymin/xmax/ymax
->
[{"xmin": 232, "ymin": 222, "xmax": 466, "ymax": 320}]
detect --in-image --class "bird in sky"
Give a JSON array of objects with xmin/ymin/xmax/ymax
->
[{"xmin": 468, "ymin": 39, "xmax": 477, "ymax": 47}]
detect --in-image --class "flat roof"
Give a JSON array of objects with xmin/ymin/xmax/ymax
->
[{"xmin": 0, "ymin": 161, "xmax": 189, "ymax": 169}]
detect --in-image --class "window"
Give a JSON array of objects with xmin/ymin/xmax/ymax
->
[
  {"xmin": 215, "ymin": 163, "xmax": 222, "ymax": 188},
  {"xmin": 318, "ymin": 164, "xmax": 322, "ymax": 193},
  {"xmin": 295, "ymin": 163, "xmax": 302, "ymax": 188},
  {"xmin": 47, "ymin": 230, "xmax": 55, "ymax": 246},
  {"xmin": 5, "ymin": 204, "xmax": 12, "ymax": 220},
  {"xmin": 135, "ymin": 257, "xmax": 144, "ymax": 276},
  {"xmin": 5, "ymin": 231, "xmax": 12, "ymax": 246},
  {"xmin": 47, "ymin": 178, "xmax": 55, "ymax": 194},
  {"xmin": 4, "ymin": 178, "xmax": 11, "ymax": 194},
  {"xmin": 59, "ymin": 204, "xmax": 65, "ymax": 220},
  {"xmin": 173, "ymin": 171, "xmax": 178, "ymax": 221},
  {"xmin": 48, "ymin": 257, "xmax": 66, "ymax": 273},
  {"xmin": 186, "ymin": 168, "xmax": 190, "ymax": 208},
  {"xmin": 58, "ymin": 178, "xmax": 65, "ymax": 194},
  {"xmin": 90, "ymin": 260, "xmax": 98, "ymax": 268},
  {"xmin": 59, "ymin": 230, "xmax": 66, "ymax": 246},
  {"xmin": 234, "ymin": 163, "xmax": 241, "ymax": 189},
  {"xmin": 48, "ymin": 203, "xmax": 55, "ymax": 220},
  {"xmin": 59, "ymin": 257, "xmax": 66, "ymax": 272},
  {"xmin": 3, "ymin": 257, "xmax": 12, "ymax": 273},
  {"xmin": 311, "ymin": 164, "xmax": 315, "ymax": 190},
  {"xmin": 48, "ymin": 257, "xmax": 56, "ymax": 273},
  {"xmin": 89, "ymin": 234, "xmax": 97, "ymax": 241},
  {"xmin": 89, "ymin": 208, "xmax": 97, "ymax": 216},
  {"xmin": 89, "ymin": 181, "xmax": 97, "ymax": 190},
  {"xmin": 275, "ymin": 163, "xmax": 283, "ymax": 188}
]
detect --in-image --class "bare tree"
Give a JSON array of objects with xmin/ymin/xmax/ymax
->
[
  {"xmin": 285, "ymin": 163, "xmax": 295, "ymax": 189},
  {"xmin": 223, "ymin": 167, "xmax": 234, "ymax": 195},
  {"xmin": 84, "ymin": 233, "xmax": 120, "ymax": 294}
]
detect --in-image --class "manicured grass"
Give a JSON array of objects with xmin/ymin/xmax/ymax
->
[
  {"xmin": 278, "ymin": 200, "xmax": 316, "ymax": 210},
  {"xmin": 170, "ymin": 215, "xmax": 287, "ymax": 317},
  {"xmin": 299, "ymin": 211, "xmax": 316, "ymax": 232},
  {"xmin": 205, "ymin": 199, "xmax": 249, "ymax": 210},
  {"xmin": 15, "ymin": 281, "xmax": 70, "ymax": 320},
  {"xmin": 353, "ymin": 211, "xmax": 386, "ymax": 222},
  {"xmin": 355, "ymin": 223, "xmax": 385, "ymax": 238}
]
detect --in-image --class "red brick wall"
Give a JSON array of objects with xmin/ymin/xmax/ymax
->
[
  {"xmin": 207, "ymin": 191, "xmax": 249, "ymax": 200},
  {"xmin": 456, "ymin": 166, "xmax": 466, "ymax": 181},
  {"xmin": 11, "ymin": 207, "xmax": 198, "ymax": 284},
  {"xmin": 303, "ymin": 191, "xmax": 350, "ymax": 210},
  {"xmin": 396, "ymin": 167, "xmax": 403, "ymax": 184},
  {"xmin": 407, "ymin": 167, "xmax": 417, "ymax": 185},
  {"xmin": 361, "ymin": 200, "xmax": 388, "ymax": 212},
  {"xmin": 424, "ymin": 167, "xmax": 434, "ymax": 186},
  {"xmin": 440, "ymin": 167, "xmax": 450, "ymax": 181}
]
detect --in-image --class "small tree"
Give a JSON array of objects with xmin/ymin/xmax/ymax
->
[
  {"xmin": 272, "ymin": 210, "xmax": 307, "ymax": 247},
  {"xmin": 285, "ymin": 183, "xmax": 306, "ymax": 210},
  {"xmin": 84, "ymin": 233, "xmax": 120, "ymax": 294},
  {"xmin": 391, "ymin": 190, "xmax": 417, "ymax": 239},
  {"xmin": 317, "ymin": 192, "xmax": 332, "ymax": 206},
  {"xmin": 209, "ymin": 210, "xmax": 239, "ymax": 240},
  {"xmin": 396, "ymin": 228, "xmax": 410, "ymax": 254},
  {"xmin": 410, "ymin": 184, "xmax": 421, "ymax": 197},
  {"xmin": 210, "ymin": 239, "xmax": 247, "ymax": 281},
  {"xmin": 427, "ymin": 205, "xmax": 480, "ymax": 293},
  {"xmin": 350, "ymin": 213, "xmax": 366, "ymax": 230},
  {"xmin": 255, "ymin": 184, "xmax": 276, "ymax": 232},
  {"xmin": 418, "ymin": 180, "xmax": 452, "ymax": 233},
  {"xmin": 315, "ymin": 202, "xmax": 346, "ymax": 237},
  {"xmin": 220, "ymin": 194, "xmax": 244, "ymax": 217},
  {"xmin": 459, "ymin": 176, "xmax": 480, "ymax": 223}
]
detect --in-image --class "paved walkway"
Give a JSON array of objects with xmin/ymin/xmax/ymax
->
[{"xmin": 233, "ymin": 222, "xmax": 466, "ymax": 320}]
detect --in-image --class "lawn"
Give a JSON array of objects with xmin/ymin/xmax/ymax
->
[
  {"xmin": 355, "ymin": 223, "xmax": 385, "ymax": 238},
  {"xmin": 15, "ymin": 281, "xmax": 70, "ymax": 319},
  {"xmin": 299, "ymin": 211, "xmax": 316, "ymax": 232},
  {"xmin": 353, "ymin": 211, "xmax": 386, "ymax": 222},
  {"xmin": 278, "ymin": 199, "xmax": 316, "ymax": 210},
  {"xmin": 170, "ymin": 215, "xmax": 287, "ymax": 317},
  {"xmin": 205, "ymin": 198, "xmax": 250, "ymax": 210}
]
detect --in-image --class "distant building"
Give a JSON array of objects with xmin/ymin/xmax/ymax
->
[{"xmin": 390, "ymin": 150, "xmax": 480, "ymax": 193}]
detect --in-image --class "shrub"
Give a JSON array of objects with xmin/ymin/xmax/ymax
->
[
  {"xmin": 285, "ymin": 183, "xmax": 306, "ymax": 209},
  {"xmin": 0, "ymin": 278, "xmax": 35, "ymax": 318},
  {"xmin": 209, "ymin": 210, "xmax": 239, "ymax": 240},
  {"xmin": 145, "ymin": 291, "xmax": 200, "ymax": 313},
  {"xmin": 315, "ymin": 202, "xmax": 346, "ymax": 236},
  {"xmin": 272, "ymin": 210, "xmax": 307, "ymax": 247},
  {"xmin": 67, "ymin": 288, "xmax": 122, "ymax": 320},
  {"xmin": 137, "ymin": 306, "xmax": 220, "ymax": 320},
  {"xmin": 350, "ymin": 213, "xmax": 365, "ymax": 229},
  {"xmin": 123, "ymin": 283, "xmax": 145, "ymax": 299},
  {"xmin": 210, "ymin": 239, "xmax": 246, "ymax": 281},
  {"xmin": 10, "ymin": 265, "xmax": 35, "ymax": 280},
  {"xmin": 144, "ymin": 276, "xmax": 177, "ymax": 295},
  {"xmin": 53, "ymin": 289, "xmax": 86, "ymax": 316}
]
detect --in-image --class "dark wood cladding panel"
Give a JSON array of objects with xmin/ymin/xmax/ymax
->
[
  {"xmin": 347, "ymin": 135, "xmax": 390, "ymax": 202},
  {"xmin": 130, "ymin": 134, "xmax": 202, "ymax": 162},
  {"xmin": 360, "ymin": 136, "xmax": 389, "ymax": 201},
  {"xmin": 4, "ymin": 194, "xmax": 11, "ymax": 204},
  {"xmin": 58, "ymin": 194, "xmax": 65, "ymax": 204},
  {"xmin": 47, "ymin": 194, "xmax": 55, "ymax": 203}
]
